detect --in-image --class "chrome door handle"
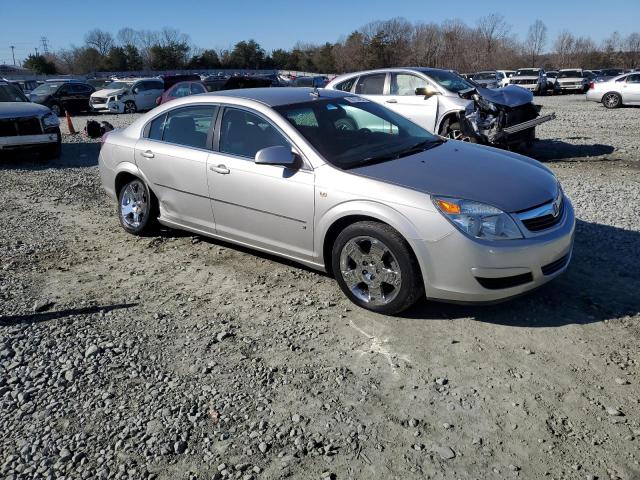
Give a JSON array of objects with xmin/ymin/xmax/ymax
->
[
  {"xmin": 210, "ymin": 164, "xmax": 230, "ymax": 174},
  {"xmin": 141, "ymin": 150, "xmax": 154, "ymax": 158},
  {"xmin": 385, "ymin": 99, "xmax": 398, "ymax": 103}
]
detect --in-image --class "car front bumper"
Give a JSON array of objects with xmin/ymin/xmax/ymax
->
[
  {"xmin": 0, "ymin": 131, "xmax": 60, "ymax": 150},
  {"xmin": 415, "ymin": 197, "xmax": 576, "ymax": 303},
  {"xmin": 558, "ymin": 83, "xmax": 585, "ymax": 90},
  {"xmin": 91, "ymin": 101, "xmax": 125, "ymax": 113}
]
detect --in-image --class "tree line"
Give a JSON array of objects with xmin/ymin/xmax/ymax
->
[{"xmin": 22, "ymin": 18, "xmax": 640, "ymax": 76}]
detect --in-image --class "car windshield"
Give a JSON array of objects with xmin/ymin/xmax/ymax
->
[
  {"xmin": 274, "ymin": 97, "xmax": 442, "ymax": 170},
  {"xmin": 546, "ymin": 72, "xmax": 558, "ymax": 78},
  {"xmin": 31, "ymin": 82, "xmax": 63, "ymax": 95},
  {"xmin": 473, "ymin": 72, "xmax": 496, "ymax": 81},
  {"xmin": 558, "ymin": 70, "xmax": 582, "ymax": 78},
  {"xmin": 0, "ymin": 84, "xmax": 28, "ymax": 102},
  {"xmin": 515, "ymin": 70, "xmax": 539, "ymax": 77},
  {"xmin": 423, "ymin": 70, "xmax": 474, "ymax": 93},
  {"xmin": 106, "ymin": 81, "xmax": 132, "ymax": 90}
]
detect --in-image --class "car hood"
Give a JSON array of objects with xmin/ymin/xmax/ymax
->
[
  {"xmin": 92, "ymin": 88, "xmax": 127, "ymax": 97},
  {"xmin": 349, "ymin": 140, "xmax": 557, "ymax": 213},
  {"xmin": 476, "ymin": 85, "xmax": 533, "ymax": 107},
  {"xmin": 0, "ymin": 101, "xmax": 50, "ymax": 118}
]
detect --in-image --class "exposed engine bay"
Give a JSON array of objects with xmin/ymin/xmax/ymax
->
[{"xmin": 457, "ymin": 86, "xmax": 556, "ymax": 147}]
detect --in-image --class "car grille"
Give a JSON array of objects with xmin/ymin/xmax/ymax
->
[
  {"xmin": 511, "ymin": 79, "xmax": 535, "ymax": 85},
  {"xmin": 91, "ymin": 97, "xmax": 107, "ymax": 104},
  {"xmin": 521, "ymin": 198, "xmax": 564, "ymax": 232},
  {"xmin": 475, "ymin": 272, "xmax": 533, "ymax": 290},
  {"xmin": 541, "ymin": 254, "xmax": 570, "ymax": 276},
  {"xmin": 0, "ymin": 116, "xmax": 43, "ymax": 137}
]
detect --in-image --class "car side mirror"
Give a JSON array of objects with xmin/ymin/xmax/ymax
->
[
  {"xmin": 415, "ymin": 87, "xmax": 438, "ymax": 98},
  {"xmin": 255, "ymin": 145, "xmax": 297, "ymax": 168}
]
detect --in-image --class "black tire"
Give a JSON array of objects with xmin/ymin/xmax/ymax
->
[
  {"xmin": 602, "ymin": 92, "xmax": 622, "ymax": 109},
  {"xmin": 124, "ymin": 101, "xmax": 137, "ymax": 114},
  {"xmin": 331, "ymin": 221, "xmax": 424, "ymax": 315},
  {"xmin": 49, "ymin": 103, "xmax": 63, "ymax": 117},
  {"xmin": 117, "ymin": 178, "xmax": 158, "ymax": 236}
]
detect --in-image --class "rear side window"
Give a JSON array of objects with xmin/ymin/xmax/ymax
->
[
  {"xmin": 627, "ymin": 74, "xmax": 640, "ymax": 84},
  {"xmin": 335, "ymin": 77, "xmax": 356, "ymax": 92},
  {"xmin": 148, "ymin": 114, "xmax": 166, "ymax": 140},
  {"xmin": 355, "ymin": 74, "xmax": 386, "ymax": 95},
  {"xmin": 162, "ymin": 105, "xmax": 217, "ymax": 149}
]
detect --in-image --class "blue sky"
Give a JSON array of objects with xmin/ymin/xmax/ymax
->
[{"xmin": 1, "ymin": 0, "xmax": 638, "ymax": 65}]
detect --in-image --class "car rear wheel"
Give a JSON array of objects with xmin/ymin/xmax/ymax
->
[
  {"xmin": 124, "ymin": 101, "xmax": 137, "ymax": 114},
  {"xmin": 332, "ymin": 221, "xmax": 424, "ymax": 314},
  {"xmin": 602, "ymin": 92, "xmax": 621, "ymax": 109},
  {"xmin": 118, "ymin": 178, "xmax": 157, "ymax": 235}
]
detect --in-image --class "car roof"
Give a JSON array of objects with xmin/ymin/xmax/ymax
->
[{"xmin": 210, "ymin": 87, "xmax": 350, "ymax": 106}]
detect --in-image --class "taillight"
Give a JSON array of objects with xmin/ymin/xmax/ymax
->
[{"xmin": 588, "ymin": 82, "xmax": 595, "ymax": 90}]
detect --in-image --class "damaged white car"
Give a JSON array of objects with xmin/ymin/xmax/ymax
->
[
  {"xmin": 90, "ymin": 78, "xmax": 164, "ymax": 114},
  {"xmin": 326, "ymin": 67, "xmax": 555, "ymax": 148}
]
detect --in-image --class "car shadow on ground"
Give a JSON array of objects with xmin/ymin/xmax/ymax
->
[
  {"xmin": 402, "ymin": 219, "xmax": 640, "ymax": 326},
  {"xmin": 0, "ymin": 141, "xmax": 100, "ymax": 170},
  {"xmin": 0, "ymin": 303, "xmax": 137, "ymax": 326},
  {"xmin": 529, "ymin": 140, "xmax": 616, "ymax": 161}
]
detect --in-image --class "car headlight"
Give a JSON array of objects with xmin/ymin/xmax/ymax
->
[
  {"xmin": 42, "ymin": 112, "xmax": 60, "ymax": 127},
  {"xmin": 433, "ymin": 197, "xmax": 523, "ymax": 240}
]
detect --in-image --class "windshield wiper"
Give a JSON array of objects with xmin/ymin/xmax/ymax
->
[{"xmin": 350, "ymin": 139, "xmax": 446, "ymax": 169}]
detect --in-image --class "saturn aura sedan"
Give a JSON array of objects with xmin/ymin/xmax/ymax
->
[{"xmin": 99, "ymin": 87, "xmax": 575, "ymax": 314}]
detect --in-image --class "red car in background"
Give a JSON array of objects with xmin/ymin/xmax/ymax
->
[{"xmin": 156, "ymin": 81, "xmax": 207, "ymax": 106}]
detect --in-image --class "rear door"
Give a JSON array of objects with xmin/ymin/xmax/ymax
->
[
  {"xmin": 385, "ymin": 72, "xmax": 439, "ymax": 132},
  {"xmin": 624, "ymin": 74, "xmax": 640, "ymax": 102},
  {"xmin": 354, "ymin": 73, "xmax": 387, "ymax": 106},
  {"xmin": 135, "ymin": 105, "xmax": 218, "ymax": 232}
]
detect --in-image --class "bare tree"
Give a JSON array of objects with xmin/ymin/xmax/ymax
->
[
  {"xmin": 117, "ymin": 28, "xmax": 138, "ymax": 47},
  {"xmin": 411, "ymin": 22, "xmax": 444, "ymax": 67},
  {"xmin": 626, "ymin": 32, "xmax": 640, "ymax": 68},
  {"xmin": 554, "ymin": 31, "xmax": 575, "ymax": 68},
  {"xmin": 84, "ymin": 29, "xmax": 114, "ymax": 56},
  {"xmin": 476, "ymin": 14, "xmax": 510, "ymax": 67},
  {"xmin": 525, "ymin": 19, "xmax": 547, "ymax": 66}
]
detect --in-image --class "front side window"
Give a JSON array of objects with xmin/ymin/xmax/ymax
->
[
  {"xmin": 219, "ymin": 108, "xmax": 289, "ymax": 159},
  {"xmin": 275, "ymin": 97, "xmax": 440, "ymax": 170},
  {"xmin": 148, "ymin": 105, "xmax": 217, "ymax": 149},
  {"xmin": 355, "ymin": 74, "xmax": 386, "ymax": 95},
  {"xmin": 0, "ymin": 84, "xmax": 28, "ymax": 102},
  {"xmin": 390, "ymin": 73, "xmax": 428, "ymax": 96}
]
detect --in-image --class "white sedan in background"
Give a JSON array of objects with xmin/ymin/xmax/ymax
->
[{"xmin": 587, "ymin": 73, "xmax": 640, "ymax": 108}]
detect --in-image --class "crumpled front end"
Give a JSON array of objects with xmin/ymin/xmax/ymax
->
[{"xmin": 457, "ymin": 87, "xmax": 555, "ymax": 146}]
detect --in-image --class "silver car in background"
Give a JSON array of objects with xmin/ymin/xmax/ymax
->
[
  {"xmin": 586, "ymin": 72, "xmax": 640, "ymax": 108},
  {"xmin": 509, "ymin": 68, "xmax": 548, "ymax": 94},
  {"xmin": 99, "ymin": 88, "xmax": 575, "ymax": 314},
  {"xmin": 325, "ymin": 67, "xmax": 555, "ymax": 147},
  {"xmin": 471, "ymin": 71, "xmax": 504, "ymax": 89}
]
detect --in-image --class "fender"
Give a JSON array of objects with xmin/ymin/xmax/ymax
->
[
  {"xmin": 435, "ymin": 108, "xmax": 464, "ymax": 135},
  {"xmin": 314, "ymin": 199, "xmax": 433, "ymax": 283}
]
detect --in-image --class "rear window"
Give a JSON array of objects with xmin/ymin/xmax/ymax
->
[{"xmin": 355, "ymin": 74, "xmax": 386, "ymax": 95}]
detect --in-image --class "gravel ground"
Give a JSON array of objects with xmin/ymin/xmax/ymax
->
[{"xmin": 1, "ymin": 95, "xmax": 639, "ymax": 480}]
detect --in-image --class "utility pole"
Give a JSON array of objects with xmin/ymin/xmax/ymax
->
[
  {"xmin": 40, "ymin": 37, "xmax": 49, "ymax": 55},
  {"xmin": 35, "ymin": 47, "xmax": 39, "ymax": 56},
  {"xmin": 10, "ymin": 45, "xmax": 16, "ymax": 65}
]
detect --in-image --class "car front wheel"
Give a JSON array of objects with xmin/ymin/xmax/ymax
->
[
  {"xmin": 124, "ymin": 101, "xmax": 137, "ymax": 114},
  {"xmin": 331, "ymin": 221, "xmax": 424, "ymax": 314},
  {"xmin": 118, "ymin": 178, "xmax": 157, "ymax": 235}
]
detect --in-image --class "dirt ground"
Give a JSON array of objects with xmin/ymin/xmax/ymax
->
[{"xmin": 1, "ymin": 94, "xmax": 639, "ymax": 480}]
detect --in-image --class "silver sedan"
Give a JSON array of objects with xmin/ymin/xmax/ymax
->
[
  {"xmin": 586, "ymin": 73, "xmax": 640, "ymax": 108},
  {"xmin": 99, "ymin": 88, "xmax": 575, "ymax": 314}
]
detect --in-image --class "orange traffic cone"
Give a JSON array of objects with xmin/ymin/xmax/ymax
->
[{"xmin": 65, "ymin": 111, "xmax": 76, "ymax": 135}]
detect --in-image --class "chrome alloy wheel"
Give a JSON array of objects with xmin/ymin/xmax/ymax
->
[
  {"xmin": 120, "ymin": 180, "xmax": 149, "ymax": 229},
  {"xmin": 603, "ymin": 93, "xmax": 620, "ymax": 108},
  {"xmin": 339, "ymin": 236, "xmax": 402, "ymax": 306}
]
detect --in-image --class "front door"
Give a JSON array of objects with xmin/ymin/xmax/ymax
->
[
  {"xmin": 384, "ymin": 72, "xmax": 440, "ymax": 133},
  {"xmin": 624, "ymin": 74, "xmax": 640, "ymax": 102},
  {"xmin": 206, "ymin": 107, "xmax": 315, "ymax": 259},
  {"xmin": 135, "ymin": 105, "xmax": 218, "ymax": 232}
]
